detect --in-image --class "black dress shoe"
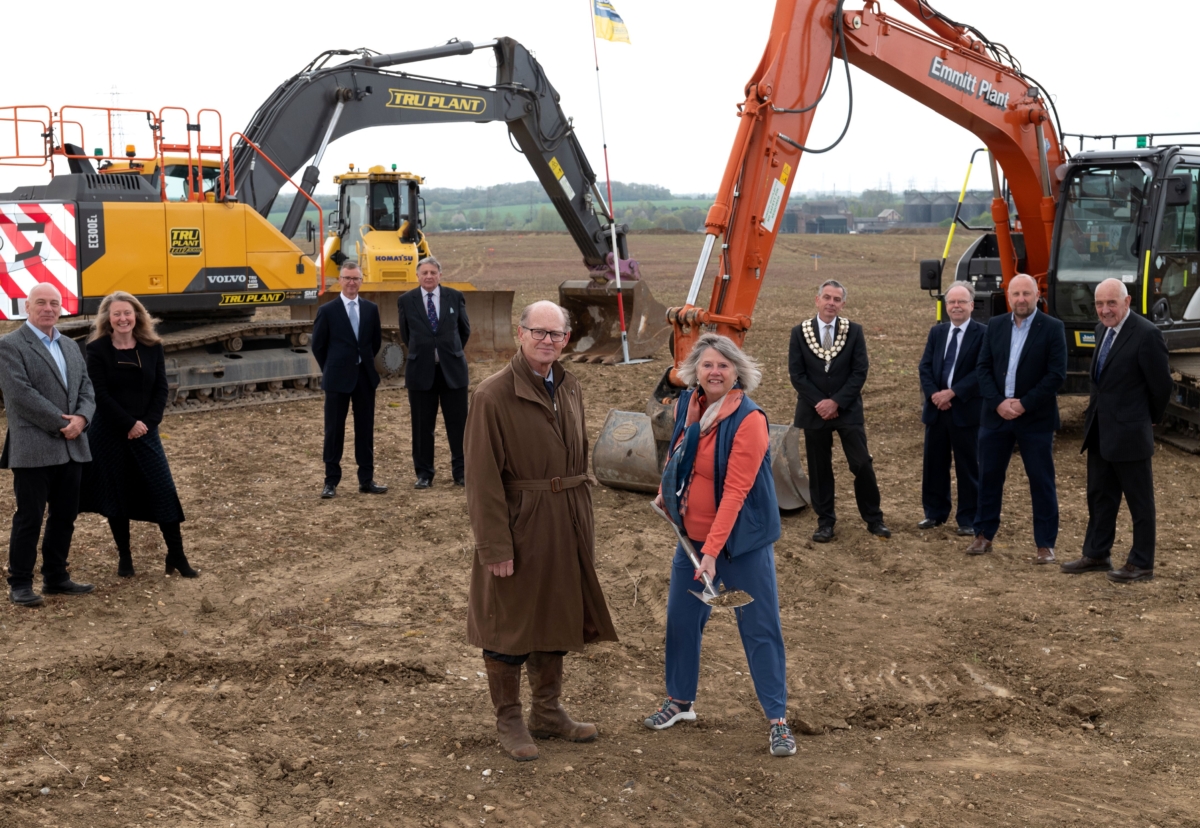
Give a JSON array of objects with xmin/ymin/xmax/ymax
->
[
  {"xmin": 42, "ymin": 579, "xmax": 95, "ymax": 596},
  {"xmin": 453, "ymin": 477, "xmax": 465, "ymax": 487},
  {"xmin": 917, "ymin": 518, "xmax": 944, "ymax": 530},
  {"xmin": 956, "ymin": 525, "xmax": 975, "ymax": 537},
  {"xmin": 414, "ymin": 478, "xmax": 433, "ymax": 490},
  {"xmin": 359, "ymin": 481, "xmax": 388, "ymax": 494},
  {"xmin": 321, "ymin": 484, "xmax": 337, "ymax": 499},
  {"xmin": 867, "ymin": 521, "xmax": 892, "ymax": 539},
  {"xmin": 1107, "ymin": 563, "xmax": 1153, "ymax": 583},
  {"xmin": 1059, "ymin": 555, "xmax": 1112, "ymax": 574},
  {"xmin": 9, "ymin": 587, "xmax": 44, "ymax": 607},
  {"xmin": 812, "ymin": 525, "xmax": 835, "ymax": 543}
]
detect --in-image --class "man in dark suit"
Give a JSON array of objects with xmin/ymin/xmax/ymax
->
[
  {"xmin": 311, "ymin": 261, "xmax": 386, "ymax": 499},
  {"xmin": 917, "ymin": 281, "xmax": 984, "ymax": 535},
  {"xmin": 1060, "ymin": 278, "xmax": 1172, "ymax": 583},
  {"xmin": 398, "ymin": 256, "xmax": 471, "ymax": 489},
  {"xmin": 789, "ymin": 279, "xmax": 889, "ymax": 543},
  {"xmin": 969, "ymin": 273, "xmax": 1066, "ymax": 564},
  {"xmin": 0, "ymin": 283, "xmax": 96, "ymax": 607}
]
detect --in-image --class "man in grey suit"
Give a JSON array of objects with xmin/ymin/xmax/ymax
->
[{"xmin": 0, "ymin": 283, "xmax": 97, "ymax": 607}]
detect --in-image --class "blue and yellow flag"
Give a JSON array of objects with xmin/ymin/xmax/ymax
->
[{"xmin": 594, "ymin": 0, "xmax": 631, "ymax": 44}]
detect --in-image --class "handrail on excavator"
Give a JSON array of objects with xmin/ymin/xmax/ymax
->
[
  {"xmin": 55, "ymin": 105, "xmax": 161, "ymax": 168},
  {"xmin": 226, "ymin": 132, "xmax": 325, "ymax": 294},
  {"xmin": 0, "ymin": 106, "xmax": 53, "ymax": 166}
]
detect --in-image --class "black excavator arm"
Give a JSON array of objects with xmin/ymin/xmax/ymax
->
[{"xmin": 229, "ymin": 37, "xmax": 626, "ymax": 270}]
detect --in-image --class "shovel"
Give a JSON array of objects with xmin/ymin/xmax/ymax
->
[{"xmin": 649, "ymin": 501, "xmax": 754, "ymax": 609}]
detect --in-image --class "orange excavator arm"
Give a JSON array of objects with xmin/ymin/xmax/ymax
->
[{"xmin": 668, "ymin": 0, "xmax": 1062, "ymax": 382}]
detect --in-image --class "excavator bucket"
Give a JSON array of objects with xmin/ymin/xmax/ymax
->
[
  {"xmin": 768, "ymin": 424, "xmax": 810, "ymax": 511},
  {"xmin": 461, "ymin": 289, "xmax": 517, "ymax": 362},
  {"xmin": 558, "ymin": 279, "xmax": 670, "ymax": 364},
  {"xmin": 592, "ymin": 410, "xmax": 663, "ymax": 493}
]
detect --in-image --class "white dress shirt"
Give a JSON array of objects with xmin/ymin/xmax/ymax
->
[
  {"xmin": 339, "ymin": 292, "xmax": 361, "ymax": 363},
  {"xmin": 819, "ymin": 316, "xmax": 839, "ymax": 346},
  {"xmin": 25, "ymin": 319, "xmax": 68, "ymax": 386},
  {"xmin": 423, "ymin": 286, "xmax": 441, "ymax": 363},
  {"xmin": 943, "ymin": 319, "xmax": 970, "ymax": 388}
]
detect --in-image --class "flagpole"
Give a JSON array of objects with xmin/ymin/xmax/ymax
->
[{"xmin": 588, "ymin": 0, "xmax": 632, "ymax": 365}]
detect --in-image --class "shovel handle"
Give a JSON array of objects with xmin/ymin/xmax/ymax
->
[{"xmin": 649, "ymin": 501, "xmax": 720, "ymax": 597}]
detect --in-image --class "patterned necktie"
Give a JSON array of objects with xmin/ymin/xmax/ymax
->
[
  {"xmin": 544, "ymin": 376, "xmax": 556, "ymax": 401},
  {"xmin": 347, "ymin": 300, "xmax": 359, "ymax": 339},
  {"xmin": 426, "ymin": 292, "xmax": 439, "ymax": 333},
  {"xmin": 941, "ymin": 327, "xmax": 961, "ymax": 389},
  {"xmin": 1095, "ymin": 327, "xmax": 1115, "ymax": 378},
  {"xmin": 822, "ymin": 322, "xmax": 833, "ymax": 350}
]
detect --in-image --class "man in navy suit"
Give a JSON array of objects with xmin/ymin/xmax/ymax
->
[
  {"xmin": 311, "ymin": 261, "xmax": 387, "ymax": 498},
  {"xmin": 968, "ymin": 273, "xmax": 1066, "ymax": 563},
  {"xmin": 398, "ymin": 256, "xmax": 471, "ymax": 489},
  {"xmin": 917, "ymin": 281, "xmax": 984, "ymax": 535},
  {"xmin": 1060, "ymin": 278, "xmax": 1172, "ymax": 583}
]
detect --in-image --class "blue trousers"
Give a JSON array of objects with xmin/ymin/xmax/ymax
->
[
  {"xmin": 663, "ymin": 540, "xmax": 788, "ymax": 720},
  {"xmin": 974, "ymin": 425, "xmax": 1058, "ymax": 548}
]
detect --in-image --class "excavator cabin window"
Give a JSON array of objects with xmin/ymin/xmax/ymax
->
[
  {"xmin": 1054, "ymin": 165, "xmax": 1149, "ymax": 323},
  {"xmin": 370, "ymin": 181, "xmax": 401, "ymax": 231},
  {"xmin": 1152, "ymin": 166, "xmax": 1200, "ymax": 322},
  {"xmin": 162, "ymin": 164, "xmax": 219, "ymax": 202}
]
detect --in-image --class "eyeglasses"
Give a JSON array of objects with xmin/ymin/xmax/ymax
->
[{"xmin": 521, "ymin": 326, "xmax": 568, "ymax": 343}]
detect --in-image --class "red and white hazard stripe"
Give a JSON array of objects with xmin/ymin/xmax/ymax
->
[{"xmin": 0, "ymin": 202, "xmax": 81, "ymax": 319}]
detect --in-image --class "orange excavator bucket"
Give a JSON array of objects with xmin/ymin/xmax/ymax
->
[{"xmin": 558, "ymin": 279, "xmax": 670, "ymax": 364}]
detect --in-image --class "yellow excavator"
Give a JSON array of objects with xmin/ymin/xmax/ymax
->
[{"xmin": 0, "ymin": 38, "xmax": 667, "ymax": 409}]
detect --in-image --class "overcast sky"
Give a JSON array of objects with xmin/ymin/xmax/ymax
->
[{"xmin": 3, "ymin": 0, "xmax": 1197, "ymax": 198}]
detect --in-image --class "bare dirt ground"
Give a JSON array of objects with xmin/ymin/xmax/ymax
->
[{"xmin": 2, "ymin": 231, "xmax": 1200, "ymax": 828}]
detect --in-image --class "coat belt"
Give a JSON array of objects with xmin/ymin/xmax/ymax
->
[{"xmin": 504, "ymin": 473, "xmax": 593, "ymax": 494}]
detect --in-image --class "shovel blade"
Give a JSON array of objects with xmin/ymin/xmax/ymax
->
[{"xmin": 689, "ymin": 587, "xmax": 754, "ymax": 609}]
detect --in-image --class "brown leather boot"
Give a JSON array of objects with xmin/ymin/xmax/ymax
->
[
  {"xmin": 484, "ymin": 657, "xmax": 538, "ymax": 761},
  {"xmin": 525, "ymin": 652, "xmax": 598, "ymax": 742}
]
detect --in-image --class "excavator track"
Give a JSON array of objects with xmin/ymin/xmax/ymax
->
[{"xmin": 1157, "ymin": 354, "xmax": 1200, "ymax": 454}]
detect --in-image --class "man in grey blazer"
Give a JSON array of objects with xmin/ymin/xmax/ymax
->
[{"xmin": 0, "ymin": 283, "xmax": 97, "ymax": 607}]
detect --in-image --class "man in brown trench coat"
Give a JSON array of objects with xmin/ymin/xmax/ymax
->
[{"xmin": 464, "ymin": 300, "xmax": 618, "ymax": 761}]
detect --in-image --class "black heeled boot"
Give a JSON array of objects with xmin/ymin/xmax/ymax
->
[
  {"xmin": 162, "ymin": 522, "xmax": 199, "ymax": 578},
  {"xmin": 109, "ymin": 517, "xmax": 135, "ymax": 578}
]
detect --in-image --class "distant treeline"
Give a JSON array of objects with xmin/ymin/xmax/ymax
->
[{"xmin": 271, "ymin": 180, "xmax": 712, "ymax": 234}]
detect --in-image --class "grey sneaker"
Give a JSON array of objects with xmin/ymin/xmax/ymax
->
[
  {"xmin": 770, "ymin": 722, "xmax": 797, "ymax": 756},
  {"xmin": 643, "ymin": 698, "xmax": 696, "ymax": 730}
]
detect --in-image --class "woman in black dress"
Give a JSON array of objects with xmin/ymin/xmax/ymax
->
[{"xmin": 81, "ymin": 291, "xmax": 197, "ymax": 578}]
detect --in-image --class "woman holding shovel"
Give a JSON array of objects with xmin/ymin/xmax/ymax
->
[{"xmin": 645, "ymin": 333, "xmax": 794, "ymax": 757}]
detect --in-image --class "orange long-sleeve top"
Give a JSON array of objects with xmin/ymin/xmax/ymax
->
[{"xmin": 665, "ymin": 391, "xmax": 770, "ymax": 556}]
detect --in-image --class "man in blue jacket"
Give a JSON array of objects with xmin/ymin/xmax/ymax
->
[
  {"xmin": 311, "ymin": 261, "xmax": 387, "ymax": 499},
  {"xmin": 968, "ymin": 274, "xmax": 1066, "ymax": 564},
  {"xmin": 917, "ymin": 281, "xmax": 984, "ymax": 535}
]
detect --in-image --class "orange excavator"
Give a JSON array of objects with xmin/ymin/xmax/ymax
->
[{"xmin": 594, "ymin": 0, "xmax": 1200, "ymax": 496}]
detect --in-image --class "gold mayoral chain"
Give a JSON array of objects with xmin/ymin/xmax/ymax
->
[{"xmin": 804, "ymin": 317, "xmax": 849, "ymax": 372}]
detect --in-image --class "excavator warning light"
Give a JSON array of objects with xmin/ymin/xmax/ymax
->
[
  {"xmin": 348, "ymin": 163, "xmax": 355, "ymax": 171},
  {"xmin": 391, "ymin": 164, "xmax": 397, "ymax": 171},
  {"xmin": 93, "ymin": 147, "xmax": 103, "ymax": 156},
  {"xmin": 125, "ymin": 144, "xmax": 136, "ymax": 157},
  {"xmin": 1137, "ymin": 135, "xmax": 1148, "ymax": 148}
]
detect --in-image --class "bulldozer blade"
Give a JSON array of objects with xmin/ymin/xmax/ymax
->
[
  {"xmin": 592, "ymin": 410, "xmax": 662, "ymax": 493},
  {"xmin": 768, "ymin": 424, "xmax": 810, "ymax": 511},
  {"xmin": 558, "ymin": 279, "xmax": 670, "ymax": 364},
  {"xmin": 461, "ymin": 289, "xmax": 516, "ymax": 362}
]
